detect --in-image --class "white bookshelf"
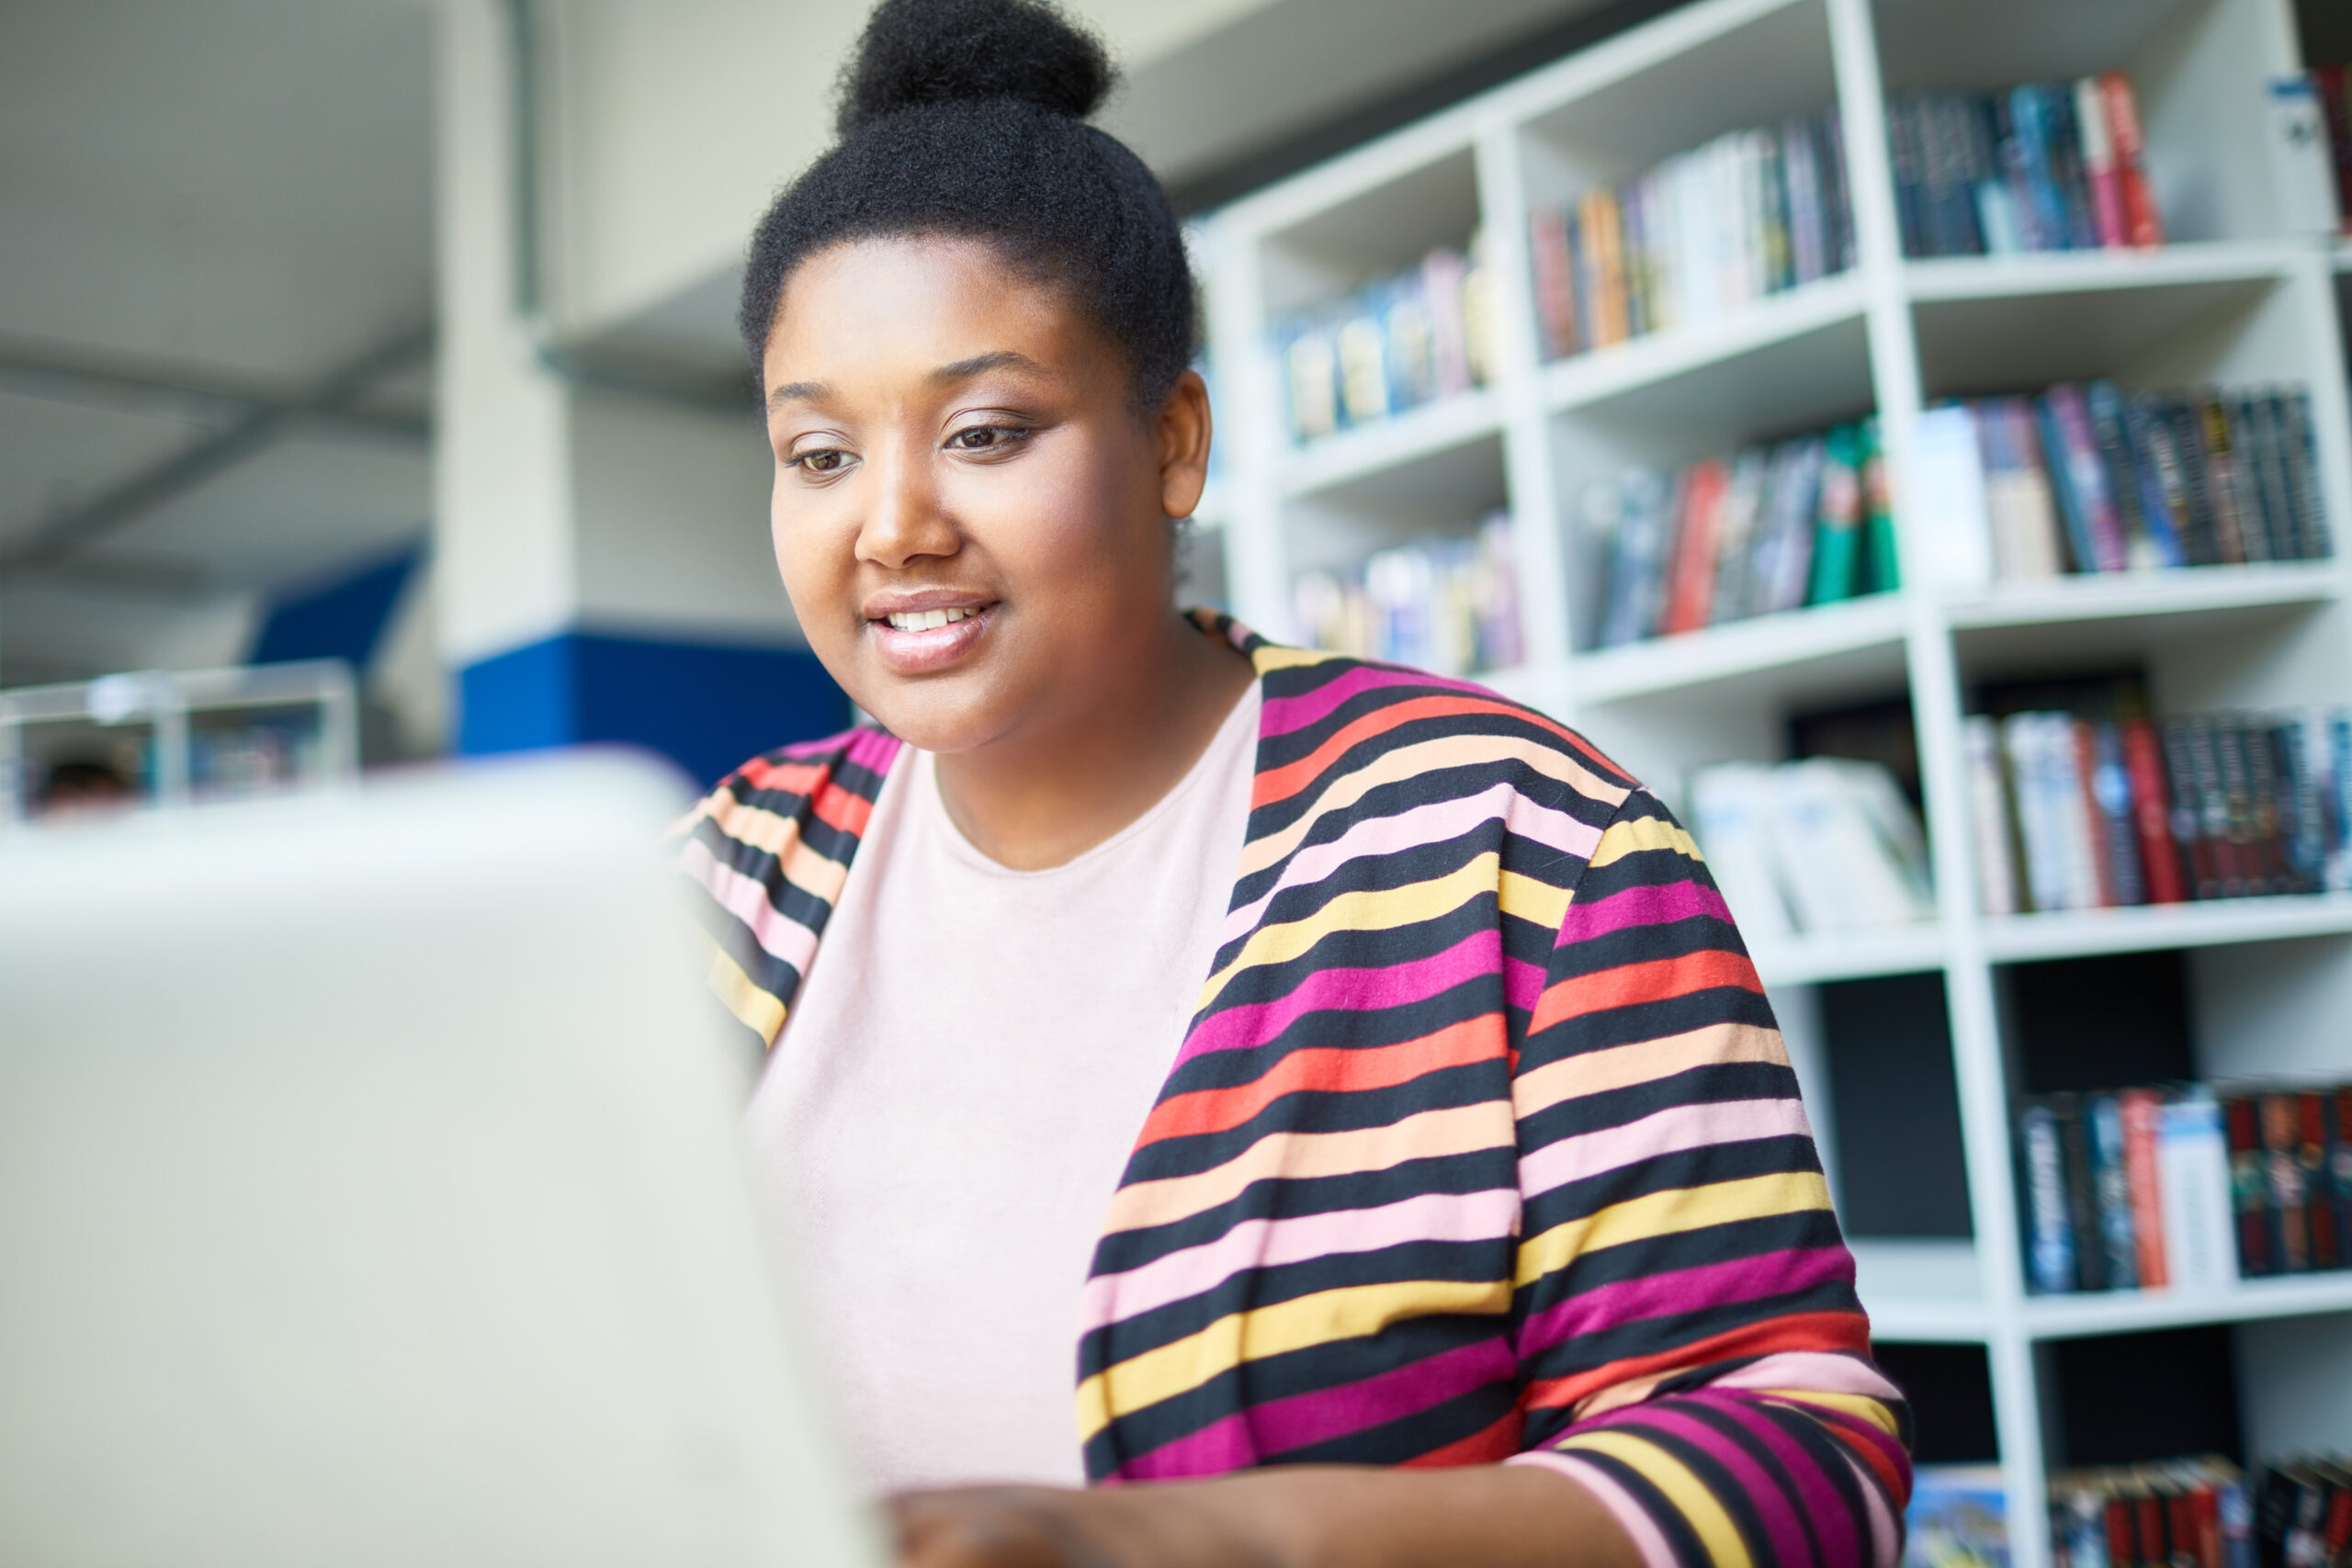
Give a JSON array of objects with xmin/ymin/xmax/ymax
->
[
  {"xmin": 0, "ymin": 660, "xmax": 359, "ymax": 822},
  {"xmin": 1193, "ymin": 0, "xmax": 2352, "ymax": 1556}
]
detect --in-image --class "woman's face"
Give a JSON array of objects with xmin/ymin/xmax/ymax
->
[{"xmin": 760, "ymin": 235, "xmax": 1205, "ymax": 754}]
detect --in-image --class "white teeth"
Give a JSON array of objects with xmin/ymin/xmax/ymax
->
[{"xmin": 884, "ymin": 606, "xmax": 979, "ymax": 630}]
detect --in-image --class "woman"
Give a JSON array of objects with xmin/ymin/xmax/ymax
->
[{"xmin": 678, "ymin": 2, "xmax": 1912, "ymax": 1563}]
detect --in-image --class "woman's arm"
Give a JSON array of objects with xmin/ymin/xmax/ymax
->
[{"xmin": 890, "ymin": 1461, "xmax": 1644, "ymax": 1568}]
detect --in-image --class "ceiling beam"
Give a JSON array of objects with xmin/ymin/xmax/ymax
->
[
  {"xmin": 0, "ymin": 336, "xmax": 429, "ymax": 441},
  {"xmin": 0, "ymin": 321, "xmax": 433, "ymax": 579}
]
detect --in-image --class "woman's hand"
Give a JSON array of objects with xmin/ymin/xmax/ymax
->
[{"xmin": 887, "ymin": 1463, "xmax": 1642, "ymax": 1568}]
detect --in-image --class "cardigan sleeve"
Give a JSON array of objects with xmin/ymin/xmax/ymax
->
[{"xmin": 1503, "ymin": 787, "xmax": 1913, "ymax": 1568}]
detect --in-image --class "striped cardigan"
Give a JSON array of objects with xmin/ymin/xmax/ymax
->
[{"xmin": 677, "ymin": 613, "xmax": 1912, "ymax": 1568}]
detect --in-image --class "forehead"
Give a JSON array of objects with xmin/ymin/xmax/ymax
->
[{"xmin": 764, "ymin": 235, "xmax": 1085, "ymax": 378}]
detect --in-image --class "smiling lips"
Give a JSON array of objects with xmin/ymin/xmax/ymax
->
[{"xmin": 867, "ymin": 600, "xmax": 996, "ymax": 674}]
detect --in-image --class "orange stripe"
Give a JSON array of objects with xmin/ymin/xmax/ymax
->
[
  {"xmin": 737, "ymin": 755, "xmax": 827, "ymax": 795},
  {"xmin": 809, "ymin": 777, "xmax": 876, "ymax": 837},
  {"xmin": 1253, "ymin": 694, "xmax": 1617, "ymax": 810},
  {"xmin": 1400, "ymin": 1409, "xmax": 1523, "ymax": 1468},
  {"xmin": 1523, "ymin": 1311, "xmax": 1871, "ymax": 1415},
  {"xmin": 1810, "ymin": 1403, "xmax": 1908, "ymax": 1501},
  {"xmin": 1137, "ymin": 1014, "xmax": 1508, "ymax": 1146},
  {"xmin": 1528, "ymin": 948, "xmax": 1762, "ymax": 1035}
]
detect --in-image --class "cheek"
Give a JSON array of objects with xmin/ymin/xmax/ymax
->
[
  {"xmin": 954, "ymin": 438, "xmax": 1142, "ymax": 592},
  {"xmin": 768, "ymin": 472, "xmax": 852, "ymax": 638}
]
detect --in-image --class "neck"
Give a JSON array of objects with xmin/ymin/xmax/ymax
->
[{"xmin": 933, "ymin": 612, "xmax": 1253, "ymax": 872}]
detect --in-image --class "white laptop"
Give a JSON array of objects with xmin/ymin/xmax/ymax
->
[{"xmin": 0, "ymin": 754, "xmax": 881, "ymax": 1568}]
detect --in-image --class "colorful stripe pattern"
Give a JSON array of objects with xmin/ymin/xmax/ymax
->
[{"xmin": 677, "ymin": 614, "xmax": 1911, "ymax": 1568}]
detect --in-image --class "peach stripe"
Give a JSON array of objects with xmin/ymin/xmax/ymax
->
[
  {"xmin": 677, "ymin": 836, "xmax": 819, "ymax": 974},
  {"xmin": 1520, "ymin": 1097, "xmax": 1816, "ymax": 1201},
  {"xmin": 1512, "ymin": 1024, "xmax": 1787, "ymax": 1120}
]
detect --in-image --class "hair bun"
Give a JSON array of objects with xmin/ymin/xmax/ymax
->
[{"xmin": 837, "ymin": 0, "xmax": 1114, "ymax": 137}]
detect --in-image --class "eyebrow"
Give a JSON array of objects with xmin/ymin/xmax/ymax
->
[{"xmin": 764, "ymin": 351, "xmax": 1045, "ymax": 414}]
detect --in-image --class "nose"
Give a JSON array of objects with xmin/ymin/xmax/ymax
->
[{"xmin": 854, "ymin": 434, "xmax": 960, "ymax": 570}]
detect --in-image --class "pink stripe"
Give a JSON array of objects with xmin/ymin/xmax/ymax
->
[
  {"xmin": 1509, "ymin": 1452, "xmax": 1683, "ymax": 1568},
  {"xmin": 1520, "ymin": 1096, "xmax": 1815, "ymax": 1200},
  {"xmin": 841, "ymin": 726, "xmax": 904, "ymax": 774},
  {"xmin": 1845, "ymin": 1443, "xmax": 1905, "ymax": 1566},
  {"xmin": 1556, "ymin": 879, "xmax": 1733, "ymax": 950},
  {"xmin": 1259, "ymin": 663, "xmax": 1503, "ymax": 740},
  {"xmin": 1518, "ymin": 1246, "xmax": 1854, "ymax": 1362},
  {"xmin": 1600, "ymin": 1402, "xmax": 1819, "ymax": 1568},
  {"xmin": 1181, "ymin": 927, "xmax": 1501, "ymax": 1065},
  {"xmin": 1505, "ymin": 953, "xmax": 1544, "ymax": 1015},
  {"xmin": 1114, "ymin": 1337, "xmax": 1517, "ymax": 1480},
  {"xmin": 1706, "ymin": 1349, "xmax": 1903, "ymax": 1404},
  {"xmin": 1223, "ymin": 784, "xmax": 1600, "ymax": 945},
  {"xmin": 678, "ymin": 836, "xmax": 818, "ymax": 973},
  {"xmin": 1080, "ymin": 1188, "xmax": 1519, "ymax": 1328},
  {"xmin": 1649, "ymin": 1389, "xmax": 1890, "ymax": 1568}
]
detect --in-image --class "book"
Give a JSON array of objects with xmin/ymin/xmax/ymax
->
[
  {"xmin": 1964, "ymin": 715, "xmax": 2018, "ymax": 917},
  {"xmin": 2120, "ymin": 1087, "xmax": 2171, "ymax": 1287},
  {"xmin": 2086, "ymin": 1092, "xmax": 2141, "ymax": 1290},
  {"xmin": 2076, "ymin": 75, "xmax": 2128, "ymax": 248},
  {"xmin": 2223, "ymin": 1092, "xmax": 2271, "ymax": 1277},
  {"xmin": 2155, "ymin": 1088, "xmax": 2236, "ymax": 1290},
  {"xmin": 2098, "ymin": 73, "xmax": 2164, "ymax": 247},
  {"xmin": 1859, "ymin": 418, "xmax": 1900, "ymax": 593},
  {"xmin": 1293, "ymin": 513, "xmax": 1523, "ymax": 675},
  {"xmin": 2259, "ymin": 1090, "xmax": 2312, "ymax": 1272},
  {"xmin": 2267, "ymin": 73, "xmax": 2346, "ymax": 235},
  {"xmin": 2020, "ymin": 1098, "xmax": 2077, "ymax": 1293},
  {"xmin": 1808, "ymin": 424, "xmax": 1866, "ymax": 605},
  {"xmin": 1274, "ymin": 237, "xmax": 1488, "ymax": 443},
  {"xmin": 1908, "ymin": 1465, "xmax": 2008, "ymax": 1568},
  {"xmin": 2120, "ymin": 716, "xmax": 2188, "ymax": 904}
]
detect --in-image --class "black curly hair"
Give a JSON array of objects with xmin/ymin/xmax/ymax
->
[{"xmin": 738, "ymin": 0, "xmax": 1196, "ymax": 413}]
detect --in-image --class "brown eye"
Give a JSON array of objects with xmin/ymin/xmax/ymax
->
[
  {"xmin": 796, "ymin": 448, "xmax": 849, "ymax": 473},
  {"xmin": 948, "ymin": 427, "xmax": 1001, "ymax": 450}
]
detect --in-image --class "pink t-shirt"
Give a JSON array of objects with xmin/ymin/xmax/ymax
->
[{"xmin": 742, "ymin": 683, "xmax": 1260, "ymax": 1494}]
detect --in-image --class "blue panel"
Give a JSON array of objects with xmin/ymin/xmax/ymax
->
[
  {"xmin": 457, "ymin": 629, "xmax": 848, "ymax": 785},
  {"xmin": 249, "ymin": 547, "xmax": 421, "ymax": 669}
]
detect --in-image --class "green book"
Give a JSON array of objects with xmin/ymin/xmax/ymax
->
[
  {"xmin": 1805, "ymin": 423, "xmax": 1865, "ymax": 605},
  {"xmin": 1858, "ymin": 414, "xmax": 1902, "ymax": 594}
]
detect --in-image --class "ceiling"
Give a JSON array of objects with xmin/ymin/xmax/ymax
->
[{"xmin": 0, "ymin": 0, "xmax": 435, "ymax": 685}]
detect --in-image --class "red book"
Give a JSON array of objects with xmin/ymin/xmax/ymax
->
[
  {"xmin": 2120, "ymin": 1089, "xmax": 2170, "ymax": 1287},
  {"xmin": 2106, "ymin": 1496, "xmax": 2138, "ymax": 1568},
  {"xmin": 2122, "ymin": 717, "xmax": 2187, "ymax": 903},
  {"xmin": 2301, "ymin": 1090, "xmax": 2337, "ymax": 1270},
  {"xmin": 2075, "ymin": 76, "xmax": 2128, "ymax": 247},
  {"xmin": 1529, "ymin": 206, "xmax": 1581, "ymax": 360},
  {"xmin": 2100, "ymin": 73, "xmax": 2164, "ymax": 248},
  {"xmin": 2190, "ymin": 1483, "xmax": 2223, "ymax": 1568},
  {"xmin": 2136, "ymin": 1494, "xmax": 2167, "ymax": 1568},
  {"xmin": 2318, "ymin": 66, "xmax": 2352, "ymax": 237},
  {"xmin": 2261, "ymin": 1090, "xmax": 2311, "ymax": 1272},
  {"xmin": 1660, "ymin": 458, "xmax": 1726, "ymax": 636}
]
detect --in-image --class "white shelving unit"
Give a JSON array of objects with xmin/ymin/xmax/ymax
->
[
  {"xmin": 1193, "ymin": 0, "xmax": 2352, "ymax": 1555},
  {"xmin": 0, "ymin": 660, "xmax": 359, "ymax": 822}
]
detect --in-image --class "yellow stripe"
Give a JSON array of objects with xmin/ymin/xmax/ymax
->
[
  {"xmin": 1512, "ymin": 1024, "xmax": 1787, "ymax": 1120},
  {"xmin": 1759, "ymin": 1390, "xmax": 1900, "ymax": 1439},
  {"xmin": 1239, "ymin": 733, "xmax": 1628, "ymax": 879},
  {"xmin": 1197, "ymin": 852, "xmax": 1497, "ymax": 1012},
  {"xmin": 1553, "ymin": 1429, "xmax": 1754, "ymax": 1568},
  {"xmin": 703, "ymin": 942, "xmax": 787, "ymax": 1046},
  {"xmin": 1498, "ymin": 867, "xmax": 1571, "ymax": 931},
  {"xmin": 1515, "ymin": 1171, "xmax": 1832, "ymax": 1287},
  {"xmin": 1250, "ymin": 645, "xmax": 1344, "ymax": 672},
  {"xmin": 1076, "ymin": 1277, "xmax": 1508, "ymax": 1441},
  {"xmin": 1102, "ymin": 1101, "xmax": 1513, "ymax": 1235},
  {"xmin": 1589, "ymin": 813, "xmax": 1704, "ymax": 869}
]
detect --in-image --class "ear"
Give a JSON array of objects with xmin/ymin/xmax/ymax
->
[{"xmin": 1154, "ymin": 368, "xmax": 1212, "ymax": 522}]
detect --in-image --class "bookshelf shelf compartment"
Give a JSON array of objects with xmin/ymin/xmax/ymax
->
[
  {"xmin": 1279, "ymin": 390, "xmax": 1504, "ymax": 500},
  {"xmin": 1981, "ymin": 896, "xmax": 2352, "ymax": 965},
  {"xmin": 2019, "ymin": 1273, "xmax": 2352, "ymax": 1341},
  {"xmin": 1542, "ymin": 275, "xmax": 1871, "ymax": 433},
  {"xmin": 1575, "ymin": 592, "xmax": 1908, "ymax": 708}
]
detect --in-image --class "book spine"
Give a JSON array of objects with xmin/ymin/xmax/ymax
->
[
  {"xmin": 2323, "ymin": 64, "xmax": 2352, "ymax": 231},
  {"xmin": 2260, "ymin": 1090, "xmax": 2312, "ymax": 1272},
  {"xmin": 2007, "ymin": 713, "xmax": 2063, "ymax": 911},
  {"xmin": 2037, "ymin": 391, "xmax": 2103, "ymax": 572},
  {"xmin": 1888, "ymin": 94, "xmax": 1928, "ymax": 256},
  {"xmin": 2223, "ymin": 1092, "xmax": 2271, "ymax": 1277},
  {"xmin": 2156, "ymin": 1089, "xmax": 2237, "ymax": 1291},
  {"xmin": 2120, "ymin": 1087, "xmax": 2171, "ymax": 1287},
  {"xmin": 2087, "ymin": 379, "xmax": 2158, "ymax": 570},
  {"xmin": 1529, "ymin": 207, "xmax": 1580, "ymax": 360},
  {"xmin": 2101, "ymin": 72, "xmax": 2165, "ymax": 247},
  {"xmin": 2089, "ymin": 1092, "xmax": 2142, "ymax": 1289},
  {"xmin": 2021, "ymin": 1098, "xmax": 2079, "ymax": 1293},
  {"xmin": 2240, "ymin": 716, "xmax": 2287, "ymax": 893},
  {"xmin": 2173, "ymin": 716, "xmax": 2226, "ymax": 898},
  {"xmin": 2090, "ymin": 718, "xmax": 2147, "ymax": 905},
  {"xmin": 2277, "ymin": 390, "xmax": 2331, "ymax": 561},
  {"xmin": 2231, "ymin": 393, "xmax": 2294, "ymax": 563},
  {"xmin": 2125, "ymin": 391, "xmax": 2192, "ymax": 569},
  {"xmin": 2123, "ymin": 716, "xmax": 2188, "ymax": 903},
  {"xmin": 2051, "ymin": 384, "xmax": 2130, "ymax": 570},
  {"xmin": 2300, "ymin": 1090, "xmax": 2337, "ymax": 1271},
  {"xmin": 1423, "ymin": 246, "xmax": 1473, "ymax": 396},
  {"xmin": 1860, "ymin": 417, "xmax": 1900, "ymax": 593},
  {"xmin": 1807, "ymin": 423, "xmax": 1865, "ymax": 605},
  {"xmin": 1660, "ymin": 457, "xmax": 1725, "ymax": 635},
  {"xmin": 2060, "ymin": 1094, "xmax": 2106, "ymax": 1291},
  {"xmin": 2195, "ymin": 392, "xmax": 2256, "ymax": 563},
  {"xmin": 1965, "ymin": 714, "xmax": 2020, "ymax": 917},
  {"xmin": 2165, "ymin": 396, "xmax": 2223, "ymax": 567},
  {"xmin": 2076, "ymin": 75, "xmax": 2128, "ymax": 246},
  {"xmin": 2332, "ymin": 1088, "xmax": 2352, "ymax": 1276},
  {"xmin": 2333, "ymin": 710, "xmax": 2352, "ymax": 894},
  {"xmin": 2279, "ymin": 718, "xmax": 2324, "ymax": 894},
  {"xmin": 2044, "ymin": 81, "xmax": 2102, "ymax": 249}
]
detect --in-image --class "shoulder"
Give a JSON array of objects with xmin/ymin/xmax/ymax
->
[
  {"xmin": 672, "ymin": 723, "xmax": 906, "ymax": 874},
  {"xmin": 1243, "ymin": 643, "xmax": 1642, "ymax": 827}
]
